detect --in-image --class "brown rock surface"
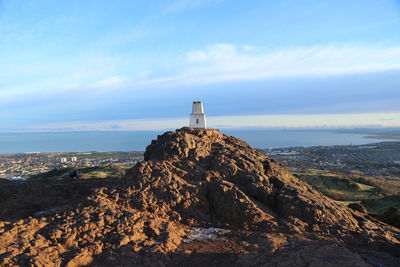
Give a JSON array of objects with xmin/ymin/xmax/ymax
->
[
  {"xmin": 1, "ymin": 127, "xmax": 400, "ymax": 266},
  {"xmin": 378, "ymin": 207, "xmax": 400, "ymax": 229}
]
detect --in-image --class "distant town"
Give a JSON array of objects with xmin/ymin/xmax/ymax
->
[
  {"xmin": 0, "ymin": 151, "xmax": 143, "ymax": 179},
  {"xmin": 1, "ymin": 141, "xmax": 400, "ymax": 180},
  {"xmin": 263, "ymin": 141, "xmax": 400, "ymax": 177}
]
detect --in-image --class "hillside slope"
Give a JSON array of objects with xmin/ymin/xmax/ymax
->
[{"xmin": 1, "ymin": 128, "xmax": 400, "ymax": 266}]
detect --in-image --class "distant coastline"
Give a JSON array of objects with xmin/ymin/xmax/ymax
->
[
  {"xmin": 364, "ymin": 135, "xmax": 400, "ymax": 140},
  {"xmin": 0, "ymin": 128, "xmax": 398, "ymax": 154},
  {"xmin": 334, "ymin": 128, "xmax": 400, "ymax": 141}
]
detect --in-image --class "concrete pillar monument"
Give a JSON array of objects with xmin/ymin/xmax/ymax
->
[{"xmin": 189, "ymin": 101, "xmax": 207, "ymax": 129}]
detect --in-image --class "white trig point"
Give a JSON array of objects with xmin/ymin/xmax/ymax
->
[{"xmin": 189, "ymin": 101, "xmax": 207, "ymax": 129}]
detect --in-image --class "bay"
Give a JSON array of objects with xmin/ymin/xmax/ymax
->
[{"xmin": 0, "ymin": 129, "xmax": 393, "ymax": 154}]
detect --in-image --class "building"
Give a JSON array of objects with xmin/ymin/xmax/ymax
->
[
  {"xmin": 60, "ymin": 157, "xmax": 67, "ymax": 163},
  {"xmin": 189, "ymin": 101, "xmax": 207, "ymax": 129},
  {"xmin": 71, "ymin": 156, "xmax": 77, "ymax": 162}
]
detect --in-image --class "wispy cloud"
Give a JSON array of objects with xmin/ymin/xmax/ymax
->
[
  {"xmin": 146, "ymin": 43, "xmax": 400, "ymax": 87},
  {"xmin": 92, "ymin": 76, "xmax": 127, "ymax": 88},
  {"xmin": 73, "ymin": 43, "xmax": 400, "ymax": 92},
  {"xmin": 25, "ymin": 112, "xmax": 400, "ymax": 132},
  {"xmin": 3, "ymin": 42, "xmax": 400, "ymax": 105},
  {"xmin": 165, "ymin": 0, "xmax": 223, "ymax": 13},
  {"xmin": 30, "ymin": 42, "xmax": 400, "ymax": 98}
]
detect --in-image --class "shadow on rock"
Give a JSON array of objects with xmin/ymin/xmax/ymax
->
[{"xmin": 0, "ymin": 178, "xmax": 121, "ymax": 221}]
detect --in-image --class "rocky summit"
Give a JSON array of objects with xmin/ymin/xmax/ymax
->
[{"xmin": 1, "ymin": 127, "xmax": 400, "ymax": 266}]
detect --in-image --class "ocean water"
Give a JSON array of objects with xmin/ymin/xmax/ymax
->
[
  {"xmin": 0, "ymin": 129, "xmax": 391, "ymax": 154},
  {"xmin": 223, "ymin": 129, "xmax": 380, "ymax": 149}
]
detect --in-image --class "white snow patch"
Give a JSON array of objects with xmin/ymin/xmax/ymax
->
[
  {"xmin": 33, "ymin": 207, "xmax": 61, "ymax": 216},
  {"xmin": 6, "ymin": 176, "xmax": 26, "ymax": 181},
  {"xmin": 183, "ymin": 227, "xmax": 231, "ymax": 242}
]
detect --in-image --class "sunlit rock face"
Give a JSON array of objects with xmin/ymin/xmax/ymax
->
[{"xmin": 1, "ymin": 127, "xmax": 400, "ymax": 266}]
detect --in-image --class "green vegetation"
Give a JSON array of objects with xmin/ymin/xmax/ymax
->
[
  {"xmin": 73, "ymin": 151, "xmax": 143, "ymax": 160},
  {"xmin": 293, "ymin": 169, "xmax": 383, "ymax": 201},
  {"xmin": 293, "ymin": 169, "xmax": 400, "ymax": 220},
  {"xmin": 28, "ymin": 166, "xmax": 130, "ymax": 181},
  {"xmin": 351, "ymin": 175, "xmax": 400, "ymax": 196},
  {"xmin": 362, "ymin": 195, "xmax": 400, "ymax": 214}
]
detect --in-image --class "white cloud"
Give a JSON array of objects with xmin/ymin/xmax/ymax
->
[
  {"xmin": 26, "ymin": 112, "xmax": 400, "ymax": 132},
  {"xmin": 163, "ymin": 43, "xmax": 400, "ymax": 86},
  {"xmin": 242, "ymin": 45, "xmax": 261, "ymax": 52},
  {"xmin": 119, "ymin": 43, "xmax": 400, "ymax": 89},
  {"xmin": 4, "ymin": 42, "xmax": 400, "ymax": 104},
  {"xmin": 62, "ymin": 42, "xmax": 400, "ymax": 93},
  {"xmin": 92, "ymin": 76, "xmax": 126, "ymax": 88}
]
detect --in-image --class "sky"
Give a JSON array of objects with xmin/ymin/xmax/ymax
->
[{"xmin": 1, "ymin": 0, "xmax": 400, "ymax": 131}]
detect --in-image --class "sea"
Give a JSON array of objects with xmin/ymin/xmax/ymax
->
[{"xmin": 0, "ymin": 129, "xmax": 394, "ymax": 154}]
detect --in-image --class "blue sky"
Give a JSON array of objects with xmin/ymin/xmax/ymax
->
[{"xmin": 1, "ymin": 0, "xmax": 400, "ymax": 131}]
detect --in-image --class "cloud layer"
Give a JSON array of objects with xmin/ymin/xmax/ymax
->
[
  {"xmin": 1, "ymin": 1, "xmax": 400, "ymax": 132},
  {"xmin": 26, "ymin": 112, "xmax": 400, "ymax": 132},
  {"xmin": 140, "ymin": 43, "xmax": 400, "ymax": 87},
  {"xmin": 2, "ymin": 42, "xmax": 400, "ymax": 105}
]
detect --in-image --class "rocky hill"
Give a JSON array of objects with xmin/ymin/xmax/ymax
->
[{"xmin": 1, "ymin": 127, "xmax": 400, "ymax": 266}]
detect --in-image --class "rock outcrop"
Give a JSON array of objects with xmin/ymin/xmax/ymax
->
[
  {"xmin": 379, "ymin": 207, "xmax": 400, "ymax": 229},
  {"xmin": 1, "ymin": 127, "xmax": 400, "ymax": 266}
]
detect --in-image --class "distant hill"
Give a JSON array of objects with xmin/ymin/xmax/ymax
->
[{"xmin": 293, "ymin": 169, "xmax": 400, "ymax": 228}]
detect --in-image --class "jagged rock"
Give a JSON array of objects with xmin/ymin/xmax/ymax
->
[
  {"xmin": 348, "ymin": 203, "xmax": 367, "ymax": 213},
  {"xmin": 379, "ymin": 207, "xmax": 400, "ymax": 228},
  {"xmin": 1, "ymin": 127, "xmax": 400, "ymax": 266},
  {"xmin": 128, "ymin": 128, "xmax": 368, "ymax": 232}
]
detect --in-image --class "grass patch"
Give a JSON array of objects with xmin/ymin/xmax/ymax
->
[
  {"xmin": 335, "ymin": 200, "xmax": 361, "ymax": 205},
  {"xmin": 294, "ymin": 169, "xmax": 400, "ymax": 219},
  {"xmin": 362, "ymin": 195, "xmax": 400, "ymax": 214},
  {"xmin": 29, "ymin": 166, "xmax": 130, "ymax": 180},
  {"xmin": 293, "ymin": 169, "xmax": 383, "ymax": 201}
]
